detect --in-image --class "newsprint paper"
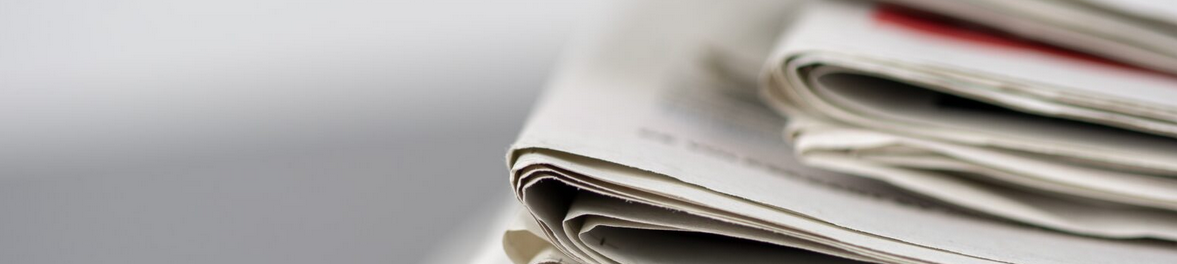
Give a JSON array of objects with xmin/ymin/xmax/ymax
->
[
  {"xmin": 763, "ymin": 0, "xmax": 1177, "ymax": 241},
  {"xmin": 503, "ymin": 0, "xmax": 1177, "ymax": 264}
]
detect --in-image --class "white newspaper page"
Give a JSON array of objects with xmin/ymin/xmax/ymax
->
[
  {"xmin": 762, "ymin": 0, "xmax": 1177, "ymax": 209},
  {"xmin": 509, "ymin": 0, "xmax": 1177, "ymax": 263},
  {"xmin": 877, "ymin": 0, "xmax": 1177, "ymax": 75},
  {"xmin": 760, "ymin": 0, "xmax": 1177, "ymax": 239},
  {"xmin": 772, "ymin": 0, "xmax": 1177, "ymax": 119}
]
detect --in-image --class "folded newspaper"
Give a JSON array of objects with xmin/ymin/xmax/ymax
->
[{"xmin": 503, "ymin": 0, "xmax": 1177, "ymax": 263}]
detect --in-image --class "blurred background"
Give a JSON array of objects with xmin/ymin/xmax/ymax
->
[{"xmin": 0, "ymin": 0, "xmax": 597, "ymax": 263}]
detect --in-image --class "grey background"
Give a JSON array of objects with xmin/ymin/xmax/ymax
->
[{"xmin": 0, "ymin": 0, "xmax": 595, "ymax": 263}]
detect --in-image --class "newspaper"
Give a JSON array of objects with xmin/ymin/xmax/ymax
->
[
  {"xmin": 503, "ymin": 0, "xmax": 1177, "ymax": 263},
  {"xmin": 876, "ymin": 0, "xmax": 1177, "ymax": 75},
  {"xmin": 763, "ymin": 0, "xmax": 1177, "ymax": 240}
]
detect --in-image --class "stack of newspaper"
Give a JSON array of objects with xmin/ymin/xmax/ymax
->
[{"xmin": 502, "ymin": 0, "xmax": 1177, "ymax": 263}]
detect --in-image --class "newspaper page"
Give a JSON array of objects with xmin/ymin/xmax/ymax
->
[
  {"xmin": 876, "ymin": 0, "xmax": 1177, "ymax": 75},
  {"xmin": 507, "ymin": 0, "xmax": 1177, "ymax": 263},
  {"xmin": 1076, "ymin": 0, "xmax": 1177, "ymax": 28},
  {"xmin": 761, "ymin": 0, "xmax": 1177, "ymax": 240}
]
